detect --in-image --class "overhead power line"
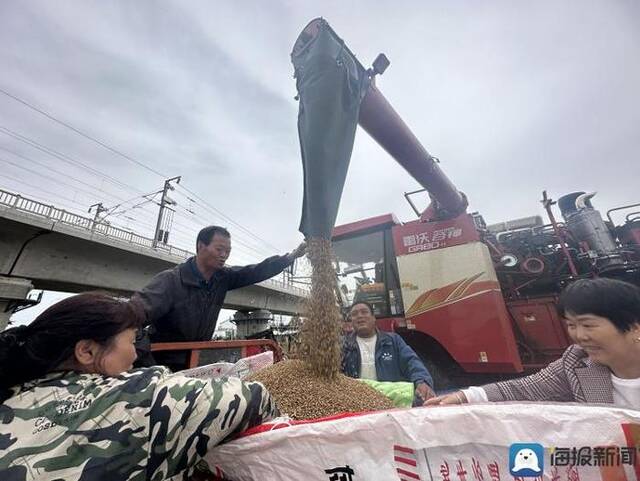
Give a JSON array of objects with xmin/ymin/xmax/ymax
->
[
  {"xmin": 0, "ymin": 156, "xmax": 105, "ymax": 203},
  {"xmin": 0, "ymin": 145, "xmax": 162, "ymax": 228},
  {"xmin": 1, "ymin": 126, "xmax": 280, "ymax": 254},
  {"xmin": 0, "ymin": 88, "xmax": 286, "ymax": 255},
  {"xmin": 0, "ymin": 87, "xmax": 168, "ymax": 178},
  {"xmin": 172, "ymin": 208, "xmax": 272, "ymax": 258},
  {"xmin": 156, "ymin": 210, "xmax": 268, "ymax": 260},
  {"xmin": 0, "ymin": 176, "xmax": 177, "ymax": 242},
  {"xmin": 1, "ymin": 173, "xmax": 99, "ymax": 212},
  {"xmin": 0, "ymin": 145, "xmax": 129, "ymax": 204},
  {"xmin": 108, "ymin": 197, "xmax": 156, "ymax": 218},
  {"xmin": 0, "ymin": 126, "xmax": 145, "ymax": 196},
  {"xmin": 176, "ymin": 184, "xmax": 285, "ymax": 253}
]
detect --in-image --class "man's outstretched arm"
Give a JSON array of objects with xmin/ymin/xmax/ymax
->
[{"xmin": 228, "ymin": 242, "xmax": 306, "ymax": 290}]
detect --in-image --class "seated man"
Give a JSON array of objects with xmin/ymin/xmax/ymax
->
[{"xmin": 341, "ymin": 301, "xmax": 435, "ymax": 405}]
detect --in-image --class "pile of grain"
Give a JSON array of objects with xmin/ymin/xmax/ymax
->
[
  {"xmin": 245, "ymin": 238, "xmax": 395, "ymax": 420},
  {"xmin": 247, "ymin": 360, "xmax": 394, "ymax": 420}
]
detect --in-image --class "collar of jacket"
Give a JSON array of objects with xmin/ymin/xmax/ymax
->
[
  {"xmin": 573, "ymin": 345, "xmax": 614, "ymax": 404},
  {"xmin": 180, "ymin": 257, "xmax": 223, "ymax": 288},
  {"xmin": 573, "ymin": 345, "xmax": 613, "ymax": 404},
  {"xmin": 344, "ymin": 330, "xmax": 393, "ymax": 351}
]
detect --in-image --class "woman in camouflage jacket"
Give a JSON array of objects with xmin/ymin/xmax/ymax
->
[{"xmin": 0, "ymin": 293, "xmax": 277, "ymax": 481}]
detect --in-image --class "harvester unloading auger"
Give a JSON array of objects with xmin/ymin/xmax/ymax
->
[
  {"xmin": 244, "ymin": 19, "xmax": 464, "ymax": 421},
  {"xmin": 291, "ymin": 17, "xmax": 471, "ymax": 381},
  {"xmin": 292, "ymin": 17, "xmax": 640, "ymax": 388},
  {"xmin": 293, "ymin": 17, "xmax": 467, "ymax": 241}
]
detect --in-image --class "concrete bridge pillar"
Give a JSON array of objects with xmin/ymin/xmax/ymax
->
[
  {"xmin": 0, "ymin": 276, "xmax": 34, "ymax": 331},
  {"xmin": 232, "ymin": 309, "xmax": 273, "ymax": 339}
]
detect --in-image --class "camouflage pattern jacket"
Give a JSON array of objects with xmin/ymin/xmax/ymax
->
[{"xmin": 0, "ymin": 367, "xmax": 277, "ymax": 481}]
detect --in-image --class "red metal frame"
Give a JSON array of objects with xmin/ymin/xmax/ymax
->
[
  {"xmin": 541, "ymin": 191, "xmax": 579, "ymax": 277},
  {"xmin": 151, "ymin": 339, "xmax": 284, "ymax": 370},
  {"xmin": 375, "ymin": 316, "xmax": 403, "ymax": 332},
  {"xmin": 506, "ymin": 297, "xmax": 571, "ymax": 366},
  {"xmin": 332, "ymin": 213, "xmax": 399, "ymax": 240}
]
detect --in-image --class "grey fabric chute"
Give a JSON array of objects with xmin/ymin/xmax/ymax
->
[{"xmin": 292, "ymin": 19, "xmax": 370, "ymax": 239}]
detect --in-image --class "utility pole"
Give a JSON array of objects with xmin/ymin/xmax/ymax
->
[
  {"xmin": 153, "ymin": 176, "xmax": 181, "ymax": 247},
  {"xmin": 88, "ymin": 202, "xmax": 108, "ymax": 232}
]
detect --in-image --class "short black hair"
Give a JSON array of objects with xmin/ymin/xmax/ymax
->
[
  {"xmin": 196, "ymin": 226, "xmax": 230, "ymax": 251},
  {"xmin": 349, "ymin": 301, "xmax": 375, "ymax": 317},
  {"xmin": 557, "ymin": 278, "xmax": 640, "ymax": 333}
]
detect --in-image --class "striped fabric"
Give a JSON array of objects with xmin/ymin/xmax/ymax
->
[
  {"xmin": 393, "ymin": 445, "xmax": 421, "ymax": 480},
  {"xmin": 482, "ymin": 344, "xmax": 614, "ymax": 404}
]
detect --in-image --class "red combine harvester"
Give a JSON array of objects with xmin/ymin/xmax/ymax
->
[
  {"xmin": 315, "ymin": 38, "xmax": 640, "ymax": 388},
  {"xmin": 288, "ymin": 17, "xmax": 640, "ymax": 388},
  {"xmin": 333, "ymin": 192, "xmax": 640, "ymax": 387}
]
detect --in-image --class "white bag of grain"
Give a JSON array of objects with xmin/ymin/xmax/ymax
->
[
  {"xmin": 180, "ymin": 351, "xmax": 274, "ymax": 380},
  {"xmin": 206, "ymin": 403, "xmax": 640, "ymax": 481},
  {"xmin": 228, "ymin": 350, "xmax": 274, "ymax": 379}
]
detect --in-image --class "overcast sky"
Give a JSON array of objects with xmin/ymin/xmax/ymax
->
[{"xmin": 2, "ymin": 1, "xmax": 640, "ymax": 321}]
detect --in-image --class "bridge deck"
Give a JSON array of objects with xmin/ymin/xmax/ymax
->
[{"xmin": 0, "ymin": 188, "xmax": 307, "ymax": 315}]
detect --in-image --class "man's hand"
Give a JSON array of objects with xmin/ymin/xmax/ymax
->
[
  {"xmin": 288, "ymin": 242, "xmax": 307, "ymax": 260},
  {"xmin": 415, "ymin": 382, "xmax": 436, "ymax": 402},
  {"xmin": 424, "ymin": 390, "xmax": 468, "ymax": 406}
]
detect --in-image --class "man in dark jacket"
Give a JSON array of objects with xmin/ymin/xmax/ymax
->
[
  {"xmin": 135, "ymin": 225, "xmax": 306, "ymax": 369},
  {"xmin": 341, "ymin": 301, "xmax": 435, "ymax": 405}
]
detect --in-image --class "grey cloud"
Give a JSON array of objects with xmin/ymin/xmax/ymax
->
[{"xmin": 1, "ymin": 0, "xmax": 639, "ymax": 258}]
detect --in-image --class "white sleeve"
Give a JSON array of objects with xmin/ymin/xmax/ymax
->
[{"xmin": 462, "ymin": 386, "xmax": 489, "ymax": 403}]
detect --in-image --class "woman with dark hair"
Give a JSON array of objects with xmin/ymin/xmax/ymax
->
[
  {"xmin": 0, "ymin": 293, "xmax": 276, "ymax": 481},
  {"xmin": 426, "ymin": 278, "xmax": 640, "ymax": 408}
]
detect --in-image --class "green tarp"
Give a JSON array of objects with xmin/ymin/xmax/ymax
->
[{"xmin": 292, "ymin": 19, "xmax": 370, "ymax": 239}]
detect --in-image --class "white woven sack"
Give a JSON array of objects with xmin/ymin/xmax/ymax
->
[{"xmin": 207, "ymin": 403, "xmax": 640, "ymax": 481}]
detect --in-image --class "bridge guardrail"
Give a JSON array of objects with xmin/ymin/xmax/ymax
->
[
  {"xmin": 0, "ymin": 188, "xmax": 309, "ymax": 295},
  {"xmin": 0, "ymin": 188, "xmax": 191, "ymax": 258}
]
